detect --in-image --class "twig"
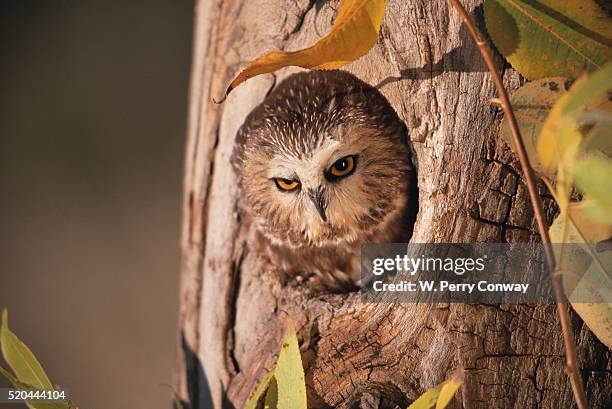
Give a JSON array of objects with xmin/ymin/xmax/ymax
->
[
  {"xmin": 447, "ymin": 1, "xmax": 588, "ymax": 408},
  {"xmin": 489, "ymin": 97, "xmax": 502, "ymax": 107}
]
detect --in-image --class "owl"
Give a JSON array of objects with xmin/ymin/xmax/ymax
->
[{"xmin": 232, "ymin": 70, "xmax": 417, "ymax": 289}]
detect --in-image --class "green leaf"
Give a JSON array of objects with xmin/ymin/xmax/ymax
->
[
  {"xmin": 275, "ymin": 319, "xmax": 307, "ymax": 409},
  {"xmin": 573, "ymin": 156, "xmax": 612, "ymax": 224},
  {"xmin": 500, "ymin": 77, "xmax": 570, "ymax": 176},
  {"xmin": 484, "ymin": 0, "xmax": 612, "ymax": 80},
  {"xmin": 0, "ymin": 310, "xmax": 69, "ymax": 409},
  {"xmin": 245, "ymin": 370, "xmax": 274, "ymax": 409},
  {"xmin": 0, "ymin": 310, "xmax": 53, "ymax": 390}
]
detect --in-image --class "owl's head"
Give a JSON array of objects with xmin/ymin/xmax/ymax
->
[{"xmin": 233, "ymin": 70, "xmax": 414, "ymax": 248}]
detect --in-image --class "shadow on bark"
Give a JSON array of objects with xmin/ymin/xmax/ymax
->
[{"xmin": 182, "ymin": 332, "xmax": 218, "ymax": 409}]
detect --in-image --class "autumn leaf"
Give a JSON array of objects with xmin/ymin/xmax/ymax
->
[
  {"xmin": 274, "ymin": 318, "xmax": 307, "ymax": 409},
  {"xmin": 407, "ymin": 386, "xmax": 440, "ymax": 409},
  {"xmin": 484, "ymin": 0, "xmax": 612, "ymax": 80},
  {"xmin": 550, "ymin": 211, "xmax": 612, "ymax": 348},
  {"xmin": 436, "ymin": 373, "xmax": 464, "ymax": 409},
  {"xmin": 244, "ymin": 318, "xmax": 306, "ymax": 409},
  {"xmin": 535, "ymin": 63, "xmax": 612, "ymax": 209},
  {"xmin": 218, "ymin": 0, "xmax": 388, "ymax": 101},
  {"xmin": 568, "ymin": 251, "xmax": 612, "ymax": 349},
  {"xmin": 244, "ymin": 370, "xmax": 274, "ymax": 409},
  {"xmin": 500, "ymin": 77, "xmax": 570, "ymax": 176},
  {"xmin": 407, "ymin": 371, "xmax": 464, "ymax": 409},
  {"xmin": 548, "ymin": 198, "xmax": 612, "ymax": 349},
  {"xmin": 539, "ymin": 67, "xmax": 612, "ymax": 349}
]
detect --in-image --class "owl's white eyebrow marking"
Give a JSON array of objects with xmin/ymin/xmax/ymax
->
[
  {"xmin": 266, "ymin": 154, "xmax": 301, "ymax": 180},
  {"xmin": 267, "ymin": 168, "xmax": 298, "ymax": 180}
]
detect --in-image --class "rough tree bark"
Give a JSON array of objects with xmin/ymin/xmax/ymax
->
[{"xmin": 177, "ymin": 1, "xmax": 612, "ymax": 408}]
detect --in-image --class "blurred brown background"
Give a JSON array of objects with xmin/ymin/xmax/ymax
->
[{"xmin": 0, "ymin": 1, "xmax": 193, "ymax": 408}]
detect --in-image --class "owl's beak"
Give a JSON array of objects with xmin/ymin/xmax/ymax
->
[{"xmin": 308, "ymin": 188, "xmax": 327, "ymax": 222}]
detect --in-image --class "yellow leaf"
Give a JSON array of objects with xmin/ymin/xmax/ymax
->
[
  {"xmin": 406, "ymin": 386, "xmax": 440, "ymax": 409},
  {"xmin": 549, "ymin": 201, "xmax": 612, "ymax": 245},
  {"xmin": 220, "ymin": 0, "xmax": 388, "ymax": 99},
  {"xmin": 275, "ymin": 318, "xmax": 307, "ymax": 409},
  {"xmin": 435, "ymin": 372, "xmax": 464, "ymax": 409},
  {"xmin": 407, "ymin": 371, "xmax": 464, "ymax": 409},
  {"xmin": 537, "ymin": 88, "xmax": 582, "ymax": 174},
  {"xmin": 569, "ymin": 251, "xmax": 612, "ymax": 349},
  {"xmin": 245, "ymin": 370, "xmax": 274, "ymax": 409},
  {"xmin": 549, "ymin": 203, "xmax": 612, "ymax": 349},
  {"xmin": 500, "ymin": 77, "xmax": 570, "ymax": 177},
  {"xmin": 537, "ymin": 63, "xmax": 612, "ymax": 173},
  {"xmin": 244, "ymin": 319, "xmax": 307, "ymax": 409}
]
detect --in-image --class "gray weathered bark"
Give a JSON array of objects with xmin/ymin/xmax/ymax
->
[{"xmin": 177, "ymin": 1, "xmax": 612, "ymax": 408}]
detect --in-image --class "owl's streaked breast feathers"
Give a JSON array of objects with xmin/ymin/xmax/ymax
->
[{"xmin": 232, "ymin": 70, "xmax": 416, "ymax": 288}]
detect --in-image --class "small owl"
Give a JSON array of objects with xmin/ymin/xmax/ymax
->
[{"xmin": 232, "ymin": 70, "xmax": 417, "ymax": 289}]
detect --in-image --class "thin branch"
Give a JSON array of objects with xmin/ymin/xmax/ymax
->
[
  {"xmin": 489, "ymin": 97, "xmax": 502, "ymax": 107},
  {"xmin": 447, "ymin": 1, "xmax": 588, "ymax": 408}
]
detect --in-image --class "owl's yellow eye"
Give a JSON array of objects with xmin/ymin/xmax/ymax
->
[
  {"xmin": 328, "ymin": 155, "xmax": 356, "ymax": 179},
  {"xmin": 274, "ymin": 178, "xmax": 300, "ymax": 191}
]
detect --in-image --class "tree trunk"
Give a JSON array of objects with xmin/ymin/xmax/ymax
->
[{"xmin": 177, "ymin": 1, "xmax": 612, "ymax": 408}]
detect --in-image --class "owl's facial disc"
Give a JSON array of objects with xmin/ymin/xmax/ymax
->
[
  {"xmin": 262, "ymin": 138, "xmax": 369, "ymax": 244},
  {"xmin": 244, "ymin": 124, "xmax": 411, "ymax": 248}
]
